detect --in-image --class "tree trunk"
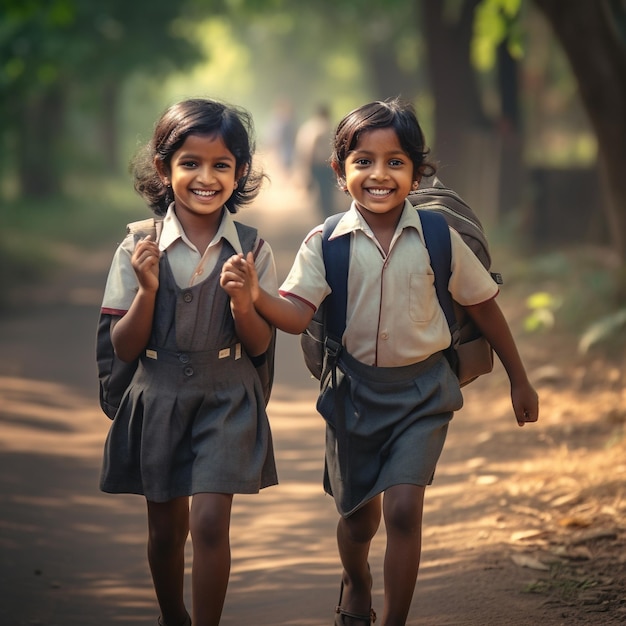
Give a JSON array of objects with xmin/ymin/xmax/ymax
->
[
  {"xmin": 364, "ymin": 15, "xmax": 419, "ymax": 102},
  {"xmin": 533, "ymin": 0, "xmax": 626, "ymax": 260},
  {"xmin": 420, "ymin": 0, "xmax": 497, "ymax": 216},
  {"xmin": 496, "ymin": 39, "xmax": 525, "ymax": 215},
  {"xmin": 15, "ymin": 86, "xmax": 65, "ymax": 198},
  {"xmin": 100, "ymin": 79, "xmax": 121, "ymax": 173}
]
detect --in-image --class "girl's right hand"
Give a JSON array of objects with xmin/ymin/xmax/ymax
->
[{"xmin": 131, "ymin": 235, "xmax": 160, "ymax": 292}]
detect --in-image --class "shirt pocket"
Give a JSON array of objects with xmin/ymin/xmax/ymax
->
[{"xmin": 409, "ymin": 272, "xmax": 438, "ymax": 322}]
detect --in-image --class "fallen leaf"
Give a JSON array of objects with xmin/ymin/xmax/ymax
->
[
  {"xmin": 511, "ymin": 553, "xmax": 550, "ymax": 571},
  {"xmin": 558, "ymin": 516, "xmax": 593, "ymax": 528},
  {"xmin": 510, "ymin": 529, "xmax": 549, "ymax": 542}
]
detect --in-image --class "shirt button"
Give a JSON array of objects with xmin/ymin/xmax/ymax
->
[
  {"xmin": 196, "ymin": 268, "xmax": 204, "ymax": 276},
  {"xmin": 183, "ymin": 291, "xmax": 193, "ymax": 303},
  {"xmin": 179, "ymin": 354, "xmax": 190, "ymax": 364},
  {"xmin": 184, "ymin": 366, "xmax": 194, "ymax": 377},
  {"xmin": 381, "ymin": 332, "xmax": 389, "ymax": 340}
]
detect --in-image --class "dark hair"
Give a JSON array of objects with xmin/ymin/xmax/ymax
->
[
  {"xmin": 331, "ymin": 97, "xmax": 436, "ymax": 182},
  {"xmin": 131, "ymin": 98, "xmax": 264, "ymax": 215}
]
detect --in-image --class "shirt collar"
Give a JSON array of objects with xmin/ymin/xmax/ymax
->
[
  {"xmin": 328, "ymin": 199, "xmax": 424, "ymax": 243},
  {"xmin": 158, "ymin": 205, "xmax": 244, "ymax": 255}
]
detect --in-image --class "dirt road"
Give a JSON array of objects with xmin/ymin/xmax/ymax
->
[{"xmin": 1, "ymin": 176, "xmax": 624, "ymax": 625}]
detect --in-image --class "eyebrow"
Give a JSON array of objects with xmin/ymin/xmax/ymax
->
[
  {"xmin": 176, "ymin": 151, "xmax": 236, "ymax": 162},
  {"xmin": 350, "ymin": 149, "xmax": 408, "ymax": 157}
]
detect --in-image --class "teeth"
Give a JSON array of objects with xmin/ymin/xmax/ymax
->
[
  {"xmin": 193, "ymin": 189, "xmax": 216, "ymax": 197},
  {"xmin": 368, "ymin": 188, "xmax": 391, "ymax": 196}
]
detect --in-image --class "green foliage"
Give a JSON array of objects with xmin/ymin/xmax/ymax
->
[
  {"xmin": 0, "ymin": 0, "xmax": 207, "ymax": 196},
  {"xmin": 512, "ymin": 246, "xmax": 626, "ymax": 359},
  {"xmin": 523, "ymin": 291, "xmax": 562, "ymax": 332},
  {"xmin": 0, "ymin": 175, "xmax": 143, "ymax": 309},
  {"xmin": 0, "ymin": 0, "xmax": 201, "ymax": 93},
  {"xmin": 472, "ymin": 0, "xmax": 524, "ymax": 70}
]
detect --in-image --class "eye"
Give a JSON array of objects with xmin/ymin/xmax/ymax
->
[
  {"xmin": 389, "ymin": 159, "xmax": 404, "ymax": 167},
  {"xmin": 354, "ymin": 158, "xmax": 371, "ymax": 166},
  {"xmin": 180, "ymin": 160, "xmax": 198, "ymax": 168},
  {"xmin": 215, "ymin": 162, "xmax": 232, "ymax": 170}
]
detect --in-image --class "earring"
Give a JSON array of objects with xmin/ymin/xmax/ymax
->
[
  {"xmin": 165, "ymin": 184, "xmax": 173, "ymax": 206},
  {"xmin": 412, "ymin": 180, "xmax": 419, "ymax": 190}
]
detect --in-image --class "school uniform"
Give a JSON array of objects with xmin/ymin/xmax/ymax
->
[
  {"xmin": 100, "ymin": 207, "xmax": 278, "ymax": 502},
  {"xmin": 280, "ymin": 200, "xmax": 499, "ymax": 517}
]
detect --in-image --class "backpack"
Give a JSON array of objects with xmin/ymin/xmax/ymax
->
[
  {"xmin": 97, "ymin": 218, "xmax": 275, "ymax": 419},
  {"xmin": 300, "ymin": 179, "xmax": 502, "ymax": 387}
]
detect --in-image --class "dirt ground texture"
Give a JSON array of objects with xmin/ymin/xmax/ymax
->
[{"xmin": 0, "ymin": 173, "xmax": 625, "ymax": 625}]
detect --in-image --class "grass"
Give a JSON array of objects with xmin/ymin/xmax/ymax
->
[{"xmin": 0, "ymin": 175, "xmax": 147, "ymax": 310}]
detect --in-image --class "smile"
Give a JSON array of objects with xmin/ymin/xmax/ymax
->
[
  {"xmin": 365, "ymin": 188, "xmax": 393, "ymax": 197},
  {"xmin": 192, "ymin": 189, "xmax": 218, "ymax": 197}
]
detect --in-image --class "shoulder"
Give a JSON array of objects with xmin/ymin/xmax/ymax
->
[{"xmin": 303, "ymin": 224, "xmax": 324, "ymax": 245}]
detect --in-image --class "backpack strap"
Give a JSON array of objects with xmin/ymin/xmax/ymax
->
[
  {"xmin": 233, "ymin": 220, "xmax": 275, "ymax": 405},
  {"xmin": 417, "ymin": 209, "xmax": 460, "ymax": 346},
  {"xmin": 321, "ymin": 210, "xmax": 460, "ymax": 352},
  {"xmin": 127, "ymin": 217, "xmax": 163, "ymax": 241},
  {"xmin": 233, "ymin": 221, "xmax": 259, "ymax": 257},
  {"xmin": 320, "ymin": 212, "xmax": 350, "ymax": 341}
]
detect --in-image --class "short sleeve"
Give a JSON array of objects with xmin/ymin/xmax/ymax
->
[{"xmin": 448, "ymin": 228, "xmax": 499, "ymax": 306}]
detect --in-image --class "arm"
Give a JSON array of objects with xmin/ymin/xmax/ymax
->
[
  {"xmin": 221, "ymin": 252, "xmax": 315, "ymax": 335},
  {"xmin": 111, "ymin": 236, "xmax": 160, "ymax": 362},
  {"xmin": 465, "ymin": 297, "xmax": 539, "ymax": 427}
]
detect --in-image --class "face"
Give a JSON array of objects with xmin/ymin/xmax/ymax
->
[
  {"xmin": 341, "ymin": 127, "xmax": 418, "ymax": 219},
  {"xmin": 158, "ymin": 133, "xmax": 240, "ymax": 220}
]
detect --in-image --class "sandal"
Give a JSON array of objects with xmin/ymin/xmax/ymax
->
[{"xmin": 334, "ymin": 577, "xmax": 376, "ymax": 625}]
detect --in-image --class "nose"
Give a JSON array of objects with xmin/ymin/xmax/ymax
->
[
  {"xmin": 370, "ymin": 162, "xmax": 388, "ymax": 181},
  {"xmin": 195, "ymin": 164, "xmax": 215, "ymax": 184}
]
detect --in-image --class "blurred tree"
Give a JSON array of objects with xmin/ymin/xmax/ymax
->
[
  {"xmin": 419, "ymin": 0, "xmax": 527, "ymax": 221},
  {"xmin": 0, "ymin": 0, "xmax": 202, "ymax": 198},
  {"xmin": 532, "ymin": 0, "xmax": 626, "ymax": 260},
  {"xmin": 421, "ymin": 0, "xmax": 488, "ymax": 185}
]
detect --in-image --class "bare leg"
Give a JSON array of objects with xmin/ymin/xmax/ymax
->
[
  {"xmin": 336, "ymin": 496, "xmax": 382, "ymax": 624},
  {"xmin": 189, "ymin": 492, "xmax": 234, "ymax": 626},
  {"xmin": 146, "ymin": 497, "xmax": 191, "ymax": 626},
  {"xmin": 380, "ymin": 484, "xmax": 425, "ymax": 626}
]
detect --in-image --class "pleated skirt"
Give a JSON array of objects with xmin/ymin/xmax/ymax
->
[
  {"xmin": 100, "ymin": 344, "xmax": 278, "ymax": 502},
  {"xmin": 317, "ymin": 350, "xmax": 463, "ymax": 517}
]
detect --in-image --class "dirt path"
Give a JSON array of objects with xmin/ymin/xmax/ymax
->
[{"xmin": 1, "ymin": 176, "xmax": 624, "ymax": 625}]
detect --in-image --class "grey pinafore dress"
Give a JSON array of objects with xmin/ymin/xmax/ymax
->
[
  {"xmin": 100, "ymin": 231, "xmax": 277, "ymax": 502},
  {"xmin": 317, "ymin": 345, "xmax": 463, "ymax": 517}
]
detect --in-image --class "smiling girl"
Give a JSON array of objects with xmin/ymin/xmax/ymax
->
[
  {"xmin": 222, "ymin": 97, "xmax": 538, "ymax": 626},
  {"xmin": 99, "ymin": 98, "xmax": 278, "ymax": 626}
]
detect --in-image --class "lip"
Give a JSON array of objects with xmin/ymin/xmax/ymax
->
[
  {"xmin": 364, "ymin": 188, "xmax": 393, "ymax": 197},
  {"xmin": 191, "ymin": 189, "xmax": 218, "ymax": 198}
]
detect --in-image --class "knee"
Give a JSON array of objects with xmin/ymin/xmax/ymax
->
[
  {"xmin": 148, "ymin": 518, "xmax": 189, "ymax": 554},
  {"xmin": 340, "ymin": 509, "xmax": 380, "ymax": 544},
  {"xmin": 190, "ymin": 504, "xmax": 231, "ymax": 549},
  {"xmin": 384, "ymin": 488, "xmax": 424, "ymax": 536}
]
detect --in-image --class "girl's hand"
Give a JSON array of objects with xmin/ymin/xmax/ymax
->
[
  {"xmin": 220, "ymin": 252, "xmax": 260, "ymax": 304},
  {"xmin": 221, "ymin": 253, "xmax": 247, "ymax": 299},
  {"xmin": 131, "ymin": 235, "xmax": 160, "ymax": 292},
  {"xmin": 221, "ymin": 252, "xmax": 272, "ymax": 356},
  {"xmin": 511, "ymin": 381, "xmax": 539, "ymax": 427}
]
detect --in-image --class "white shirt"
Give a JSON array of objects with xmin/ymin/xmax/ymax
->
[
  {"xmin": 280, "ymin": 200, "xmax": 498, "ymax": 367},
  {"xmin": 102, "ymin": 206, "xmax": 278, "ymax": 314}
]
